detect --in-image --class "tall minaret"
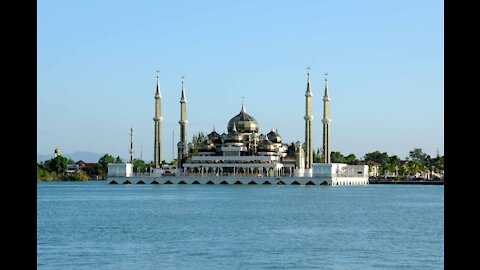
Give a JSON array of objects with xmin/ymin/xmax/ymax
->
[
  {"xmin": 304, "ymin": 67, "xmax": 314, "ymax": 173},
  {"xmin": 322, "ymin": 73, "xmax": 331, "ymax": 163},
  {"xmin": 178, "ymin": 77, "xmax": 188, "ymax": 170},
  {"xmin": 179, "ymin": 77, "xmax": 187, "ymax": 145},
  {"xmin": 129, "ymin": 127, "xmax": 134, "ymax": 163},
  {"xmin": 153, "ymin": 71, "xmax": 163, "ymax": 168}
]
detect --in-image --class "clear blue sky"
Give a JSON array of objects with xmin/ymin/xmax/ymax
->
[{"xmin": 37, "ymin": 0, "xmax": 444, "ymax": 162}]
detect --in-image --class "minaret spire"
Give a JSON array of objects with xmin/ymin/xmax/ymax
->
[
  {"xmin": 156, "ymin": 70, "xmax": 162, "ymax": 98},
  {"xmin": 304, "ymin": 66, "xmax": 314, "ymax": 175},
  {"xmin": 322, "ymin": 72, "xmax": 331, "ymax": 164},
  {"xmin": 181, "ymin": 76, "xmax": 186, "ymax": 101},
  {"xmin": 153, "ymin": 70, "xmax": 163, "ymax": 168},
  {"xmin": 306, "ymin": 67, "xmax": 312, "ymax": 93},
  {"xmin": 178, "ymin": 75, "xmax": 188, "ymax": 172}
]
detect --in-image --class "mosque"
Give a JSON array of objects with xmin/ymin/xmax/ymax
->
[{"xmin": 107, "ymin": 69, "xmax": 369, "ymax": 185}]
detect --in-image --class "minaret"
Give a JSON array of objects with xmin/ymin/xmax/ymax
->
[
  {"xmin": 179, "ymin": 77, "xmax": 187, "ymax": 145},
  {"xmin": 304, "ymin": 67, "xmax": 314, "ymax": 174},
  {"xmin": 129, "ymin": 127, "xmax": 134, "ymax": 163},
  {"xmin": 322, "ymin": 73, "xmax": 331, "ymax": 163},
  {"xmin": 153, "ymin": 71, "xmax": 163, "ymax": 168},
  {"xmin": 178, "ymin": 77, "xmax": 188, "ymax": 170}
]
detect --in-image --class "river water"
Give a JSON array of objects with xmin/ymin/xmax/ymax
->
[{"xmin": 37, "ymin": 181, "xmax": 444, "ymax": 269}]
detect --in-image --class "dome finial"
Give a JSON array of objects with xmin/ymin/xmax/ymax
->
[
  {"xmin": 241, "ymin": 96, "xmax": 246, "ymax": 112},
  {"xmin": 213, "ymin": 125, "xmax": 216, "ymax": 132}
]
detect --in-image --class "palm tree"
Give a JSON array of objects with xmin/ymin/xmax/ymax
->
[{"xmin": 399, "ymin": 164, "xmax": 409, "ymax": 178}]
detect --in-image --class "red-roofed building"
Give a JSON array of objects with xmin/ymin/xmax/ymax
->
[{"xmin": 76, "ymin": 160, "xmax": 97, "ymax": 169}]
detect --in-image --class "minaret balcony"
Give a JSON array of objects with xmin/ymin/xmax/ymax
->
[{"xmin": 304, "ymin": 115, "xmax": 314, "ymax": 121}]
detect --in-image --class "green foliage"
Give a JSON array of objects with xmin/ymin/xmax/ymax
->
[
  {"xmin": 114, "ymin": 156, "xmax": 123, "ymax": 163},
  {"xmin": 398, "ymin": 164, "xmax": 409, "ymax": 177},
  {"xmin": 37, "ymin": 164, "xmax": 55, "ymax": 181},
  {"xmin": 98, "ymin": 154, "xmax": 115, "ymax": 179},
  {"xmin": 345, "ymin": 154, "xmax": 357, "ymax": 165},
  {"xmin": 66, "ymin": 172, "xmax": 89, "ymax": 181},
  {"xmin": 330, "ymin": 151, "xmax": 346, "ymax": 163},
  {"xmin": 364, "ymin": 151, "xmax": 390, "ymax": 164},
  {"xmin": 286, "ymin": 142, "xmax": 296, "ymax": 158},
  {"xmin": 313, "ymin": 148, "xmax": 322, "ymax": 163},
  {"xmin": 49, "ymin": 155, "xmax": 69, "ymax": 175},
  {"xmin": 192, "ymin": 132, "xmax": 206, "ymax": 156},
  {"xmin": 132, "ymin": 159, "xmax": 148, "ymax": 173},
  {"xmin": 408, "ymin": 148, "xmax": 427, "ymax": 164},
  {"xmin": 408, "ymin": 161, "xmax": 421, "ymax": 177},
  {"xmin": 82, "ymin": 165, "xmax": 98, "ymax": 177}
]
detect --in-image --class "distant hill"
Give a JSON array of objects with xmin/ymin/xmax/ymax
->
[{"xmin": 37, "ymin": 151, "xmax": 103, "ymax": 163}]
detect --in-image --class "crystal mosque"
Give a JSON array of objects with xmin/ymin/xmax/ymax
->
[{"xmin": 107, "ymin": 69, "xmax": 369, "ymax": 186}]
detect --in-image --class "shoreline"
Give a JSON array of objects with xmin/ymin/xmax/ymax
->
[{"xmin": 369, "ymin": 179, "xmax": 444, "ymax": 185}]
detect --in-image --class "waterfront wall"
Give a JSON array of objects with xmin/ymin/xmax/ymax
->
[{"xmin": 107, "ymin": 176, "xmax": 369, "ymax": 186}]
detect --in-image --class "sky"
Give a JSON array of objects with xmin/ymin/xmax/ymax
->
[{"xmin": 37, "ymin": 0, "xmax": 444, "ymax": 162}]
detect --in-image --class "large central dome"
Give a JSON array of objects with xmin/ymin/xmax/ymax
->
[{"xmin": 227, "ymin": 101, "xmax": 259, "ymax": 133}]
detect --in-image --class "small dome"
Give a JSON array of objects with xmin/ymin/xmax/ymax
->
[
  {"xmin": 258, "ymin": 138, "xmax": 276, "ymax": 152},
  {"xmin": 225, "ymin": 123, "xmax": 243, "ymax": 143},
  {"xmin": 198, "ymin": 139, "xmax": 215, "ymax": 152},
  {"xmin": 207, "ymin": 128, "xmax": 221, "ymax": 142},
  {"xmin": 267, "ymin": 128, "xmax": 282, "ymax": 143}
]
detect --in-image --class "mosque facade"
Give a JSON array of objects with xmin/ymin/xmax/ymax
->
[{"xmin": 107, "ymin": 69, "xmax": 369, "ymax": 185}]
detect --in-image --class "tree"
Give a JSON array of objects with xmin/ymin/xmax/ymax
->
[
  {"xmin": 98, "ymin": 154, "xmax": 115, "ymax": 179},
  {"xmin": 132, "ymin": 159, "xmax": 148, "ymax": 173},
  {"xmin": 389, "ymin": 155, "xmax": 401, "ymax": 177},
  {"xmin": 399, "ymin": 163, "xmax": 409, "ymax": 178},
  {"xmin": 364, "ymin": 151, "xmax": 389, "ymax": 164},
  {"xmin": 409, "ymin": 160, "xmax": 421, "ymax": 178},
  {"xmin": 380, "ymin": 163, "xmax": 392, "ymax": 178},
  {"xmin": 66, "ymin": 171, "xmax": 89, "ymax": 181},
  {"xmin": 330, "ymin": 151, "xmax": 346, "ymax": 163},
  {"xmin": 313, "ymin": 148, "xmax": 322, "ymax": 163},
  {"xmin": 37, "ymin": 163, "xmax": 55, "ymax": 182},
  {"xmin": 49, "ymin": 155, "xmax": 69, "ymax": 175},
  {"xmin": 82, "ymin": 165, "xmax": 99, "ymax": 178},
  {"xmin": 345, "ymin": 154, "xmax": 357, "ymax": 165},
  {"xmin": 286, "ymin": 142, "xmax": 296, "ymax": 158},
  {"xmin": 408, "ymin": 148, "xmax": 427, "ymax": 165},
  {"xmin": 191, "ymin": 132, "xmax": 206, "ymax": 156},
  {"xmin": 115, "ymin": 156, "xmax": 123, "ymax": 163}
]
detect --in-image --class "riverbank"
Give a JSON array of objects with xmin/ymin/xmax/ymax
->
[{"xmin": 369, "ymin": 179, "xmax": 444, "ymax": 185}]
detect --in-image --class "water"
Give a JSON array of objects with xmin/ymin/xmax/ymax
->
[{"xmin": 37, "ymin": 181, "xmax": 444, "ymax": 269}]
